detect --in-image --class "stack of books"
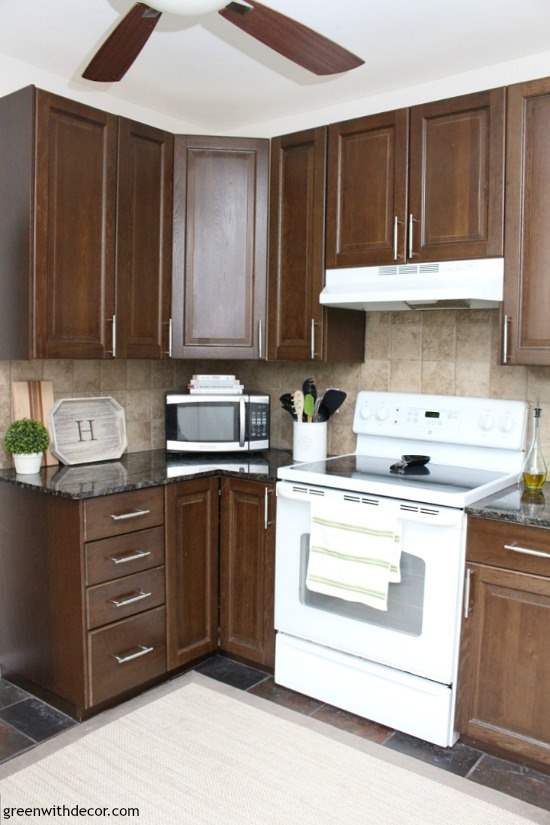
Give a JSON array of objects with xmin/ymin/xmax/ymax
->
[{"xmin": 188, "ymin": 375, "xmax": 244, "ymax": 395}]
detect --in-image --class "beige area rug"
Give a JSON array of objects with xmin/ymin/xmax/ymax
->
[{"xmin": 0, "ymin": 673, "xmax": 548, "ymax": 824}]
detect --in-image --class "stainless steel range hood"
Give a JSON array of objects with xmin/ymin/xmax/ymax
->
[{"xmin": 320, "ymin": 258, "xmax": 504, "ymax": 311}]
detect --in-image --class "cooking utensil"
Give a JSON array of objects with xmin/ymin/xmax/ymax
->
[
  {"xmin": 318, "ymin": 389, "xmax": 347, "ymax": 421},
  {"xmin": 314, "ymin": 396, "xmax": 323, "ymax": 422},
  {"xmin": 280, "ymin": 393, "xmax": 297, "ymax": 421},
  {"xmin": 293, "ymin": 390, "xmax": 304, "ymax": 423},
  {"xmin": 303, "ymin": 393, "xmax": 316, "ymax": 423},
  {"xmin": 303, "ymin": 378, "xmax": 317, "ymax": 402}
]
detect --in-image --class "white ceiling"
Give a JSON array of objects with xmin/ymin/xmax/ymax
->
[{"xmin": 1, "ymin": 0, "xmax": 550, "ymax": 132}]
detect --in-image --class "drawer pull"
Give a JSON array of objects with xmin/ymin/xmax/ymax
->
[
  {"xmin": 110, "ymin": 509, "xmax": 151, "ymax": 522},
  {"xmin": 110, "ymin": 549, "xmax": 152, "ymax": 565},
  {"xmin": 110, "ymin": 590, "xmax": 152, "ymax": 608},
  {"xmin": 504, "ymin": 542, "xmax": 550, "ymax": 559},
  {"xmin": 113, "ymin": 645, "xmax": 154, "ymax": 665}
]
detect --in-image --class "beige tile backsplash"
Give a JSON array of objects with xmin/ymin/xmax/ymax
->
[{"xmin": 1, "ymin": 308, "xmax": 549, "ymax": 468}]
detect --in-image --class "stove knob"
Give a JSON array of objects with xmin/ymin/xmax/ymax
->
[
  {"xmin": 360, "ymin": 404, "xmax": 371, "ymax": 420},
  {"xmin": 479, "ymin": 412, "xmax": 495, "ymax": 432},
  {"xmin": 376, "ymin": 407, "xmax": 389, "ymax": 422},
  {"xmin": 500, "ymin": 414, "xmax": 514, "ymax": 433}
]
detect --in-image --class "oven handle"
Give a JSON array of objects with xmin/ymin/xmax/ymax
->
[{"xmin": 239, "ymin": 398, "xmax": 246, "ymax": 448}]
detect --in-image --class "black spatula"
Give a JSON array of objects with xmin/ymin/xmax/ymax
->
[{"xmin": 318, "ymin": 389, "xmax": 347, "ymax": 421}]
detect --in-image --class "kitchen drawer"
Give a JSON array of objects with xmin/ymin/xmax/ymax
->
[
  {"xmin": 86, "ymin": 566, "xmax": 165, "ymax": 630},
  {"xmin": 84, "ymin": 488, "xmax": 164, "ymax": 541},
  {"xmin": 468, "ymin": 516, "xmax": 550, "ymax": 577},
  {"xmin": 88, "ymin": 606, "xmax": 166, "ymax": 706},
  {"xmin": 85, "ymin": 527, "xmax": 165, "ymax": 586}
]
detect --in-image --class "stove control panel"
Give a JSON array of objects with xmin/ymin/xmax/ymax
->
[{"xmin": 353, "ymin": 392, "xmax": 528, "ymax": 451}]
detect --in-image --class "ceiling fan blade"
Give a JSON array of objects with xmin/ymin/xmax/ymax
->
[
  {"xmin": 219, "ymin": 1, "xmax": 364, "ymax": 76},
  {"xmin": 83, "ymin": 3, "xmax": 162, "ymax": 82}
]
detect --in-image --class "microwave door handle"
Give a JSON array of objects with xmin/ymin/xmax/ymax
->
[{"xmin": 239, "ymin": 398, "xmax": 246, "ymax": 448}]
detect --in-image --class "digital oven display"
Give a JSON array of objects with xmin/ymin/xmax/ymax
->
[{"xmin": 424, "ymin": 410, "xmax": 441, "ymax": 419}]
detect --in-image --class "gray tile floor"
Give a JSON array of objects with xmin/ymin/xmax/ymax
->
[{"xmin": 1, "ymin": 655, "xmax": 550, "ymax": 812}]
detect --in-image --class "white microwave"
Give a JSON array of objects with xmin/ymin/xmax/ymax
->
[{"xmin": 165, "ymin": 393, "xmax": 270, "ymax": 453}]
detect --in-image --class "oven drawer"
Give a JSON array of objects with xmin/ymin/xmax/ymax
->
[
  {"xmin": 86, "ymin": 567, "xmax": 165, "ymax": 630},
  {"xmin": 84, "ymin": 488, "xmax": 164, "ymax": 541},
  {"xmin": 88, "ymin": 607, "xmax": 166, "ymax": 706},
  {"xmin": 468, "ymin": 517, "xmax": 550, "ymax": 577},
  {"xmin": 85, "ymin": 527, "xmax": 165, "ymax": 586}
]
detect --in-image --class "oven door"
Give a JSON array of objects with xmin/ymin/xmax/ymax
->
[
  {"xmin": 275, "ymin": 481, "xmax": 466, "ymax": 685},
  {"xmin": 166, "ymin": 395, "xmax": 248, "ymax": 452}
]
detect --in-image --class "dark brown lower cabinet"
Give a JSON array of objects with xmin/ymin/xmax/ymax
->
[
  {"xmin": 0, "ymin": 474, "xmax": 276, "ymax": 719},
  {"xmin": 220, "ymin": 478, "xmax": 276, "ymax": 668},
  {"xmin": 457, "ymin": 517, "xmax": 550, "ymax": 771},
  {"xmin": 165, "ymin": 477, "xmax": 219, "ymax": 670}
]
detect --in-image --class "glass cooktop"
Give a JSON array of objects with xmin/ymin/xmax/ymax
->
[{"xmin": 284, "ymin": 454, "xmax": 507, "ymax": 496}]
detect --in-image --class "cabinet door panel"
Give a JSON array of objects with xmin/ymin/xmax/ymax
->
[
  {"xmin": 457, "ymin": 563, "xmax": 550, "ymax": 768},
  {"xmin": 172, "ymin": 136, "xmax": 268, "ymax": 359},
  {"xmin": 268, "ymin": 128, "xmax": 326, "ymax": 360},
  {"xmin": 504, "ymin": 78, "xmax": 550, "ymax": 365},
  {"xmin": 166, "ymin": 478, "xmax": 219, "ymax": 669},
  {"xmin": 409, "ymin": 89, "xmax": 505, "ymax": 261},
  {"xmin": 116, "ymin": 119, "xmax": 173, "ymax": 359},
  {"xmin": 326, "ymin": 110, "xmax": 408, "ymax": 267},
  {"xmin": 34, "ymin": 91, "xmax": 117, "ymax": 358},
  {"xmin": 220, "ymin": 478, "xmax": 275, "ymax": 668}
]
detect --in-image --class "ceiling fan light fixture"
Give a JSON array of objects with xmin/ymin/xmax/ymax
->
[{"xmin": 150, "ymin": 0, "xmax": 228, "ymax": 15}]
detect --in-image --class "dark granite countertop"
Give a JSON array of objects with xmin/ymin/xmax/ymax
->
[
  {"xmin": 0, "ymin": 449, "xmax": 294, "ymax": 501},
  {"xmin": 466, "ymin": 483, "xmax": 550, "ymax": 530}
]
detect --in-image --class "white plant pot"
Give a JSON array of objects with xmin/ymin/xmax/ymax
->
[
  {"xmin": 13, "ymin": 452, "xmax": 43, "ymax": 475},
  {"xmin": 293, "ymin": 422, "xmax": 328, "ymax": 463}
]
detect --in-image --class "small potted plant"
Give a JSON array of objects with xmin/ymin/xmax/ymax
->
[{"xmin": 4, "ymin": 418, "xmax": 50, "ymax": 475}]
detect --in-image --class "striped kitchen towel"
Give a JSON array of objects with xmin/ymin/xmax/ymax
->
[{"xmin": 306, "ymin": 499, "xmax": 402, "ymax": 612}]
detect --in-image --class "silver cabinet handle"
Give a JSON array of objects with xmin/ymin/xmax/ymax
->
[
  {"xmin": 239, "ymin": 397, "xmax": 246, "ymax": 448},
  {"xmin": 310, "ymin": 319, "xmax": 318, "ymax": 360},
  {"xmin": 408, "ymin": 213, "xmax": 418, "ymax": 259},
  {"xmin": 258, "ymin": 319, "xmax": 264, "ymax": 359},
  {"xmin": 393, "ymin": 215, "xmax": 399, "ymax": 261},
  {"xmin": 502, "ymin": 315, "xmax": 510, "ymax": 364},
  {"xmin": 110, "ymin": 549, "xmax": 152, "ymax": 565},
  {"xmin": 264, "ymin": 486, "xmax": 274, "ymax": 530},
  {"xmin": 164, "ymin": 317, "xmax": 173, "ymax": 358},
  {"xmin": 504, "ymin": 542, "xmax": 550, "ymax": 559},
  {"xmin": 107, "ymin": 314, "xmax": 117, "ymax": 358},
  {"xmin": 463, "ymin": 567, "xmax": 473, "ymax": 619},
  {"xmin": 110, "ymin": 590, "xmax": 152, "ymax": 608},
  {"xmin": 113, "ymin": 645, "xmax": 154, "ymax": 665},
  {"xmin": 110, "ymin": 509, "xmax": 151, "ymax": 522}
]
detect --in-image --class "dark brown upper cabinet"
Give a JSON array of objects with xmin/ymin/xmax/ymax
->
[
  {"xmin": 268, "ymin": 128, "xmax": 365, "ymax": 361},
  {"xmin": 116, "ymin": 119, "xmax": 173, "ymax": 359},
  {"xmin": 0, "ymin": 86, "xmax": 173, "ymax": 360},
  {"xmin": 326, "ymin": 110, "xmax": 409, "ymax": 267},
  {"xmin": 409, "ymin": 89, "xmax": 505, "ymax": 262},
  {"xmin": 35, "ymin": 91, "xmax": 118, "ymax": 359},
  {"xmin": 502, "ymin": 78, "xmax": 550, "ymax": 366},
  {"xmin": 172, "ymin": 136, "xmax": 269, "ymax": 360},
  {"xmin": 326, "ymin": 90, "xmax": 504, "ymax": 269}
]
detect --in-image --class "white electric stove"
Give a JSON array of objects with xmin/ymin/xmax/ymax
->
[{"xmin": 274, "ymin": 392, "xmax": 528, "ymax": 747}]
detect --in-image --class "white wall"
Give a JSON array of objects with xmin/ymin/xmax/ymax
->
[
  {"xmin": 226, "ymin": 47, "xmax": 550, "ymax": 137},
  {"xmin": 2, "ymin": 43, "xmax": 550, "ymax": 138},
  {"xmin": 0, "ymin": 51, "xmax": 202, "ymax": 133}
]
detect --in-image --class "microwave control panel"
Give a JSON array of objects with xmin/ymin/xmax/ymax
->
[{"xmin": 248, "ymin": 403, "xmax": 270, "ymax": 442}]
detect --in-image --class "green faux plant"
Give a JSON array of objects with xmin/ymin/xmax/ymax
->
[{"xmin": 4, "ymin": 418, "xmax": 50, "ymax": 455}]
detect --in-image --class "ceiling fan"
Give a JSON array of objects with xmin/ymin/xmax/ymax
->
[{"xmin": 83, "ymin": 0, "xmax": 364, "ymax": 82}]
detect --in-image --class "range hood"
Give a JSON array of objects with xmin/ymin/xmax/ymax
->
[{"xmin": 320, "ymin": 258, "xmax": 504, "ymax": 311}]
